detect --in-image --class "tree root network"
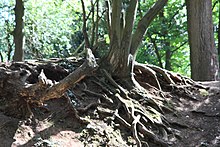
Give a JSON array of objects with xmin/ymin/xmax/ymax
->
[{"xmin": 0, "ymin": 51, "xmax": 208, "ymax": 146}]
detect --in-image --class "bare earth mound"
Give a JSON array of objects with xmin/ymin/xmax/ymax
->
[{"xmin": 0, "ymin": 59, "xmax": 219, "ymax": 147}]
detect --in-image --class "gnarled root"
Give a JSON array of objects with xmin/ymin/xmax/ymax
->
[{"xmin": 100, "ymin": 70, "xmax": 170, "ymax": 146}]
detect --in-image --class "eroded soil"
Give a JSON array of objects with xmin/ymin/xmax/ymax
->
[
  {"xmin": 170, "ymin": 81, "xmax": 220, "ymax": 147},
  {"xmin": 0, "ymin": 60, "xmax": 220, "ymax": 147},
  {"xmin": 0, "ymin": 98, "xmax": 84, "ymax": 147},
  {"xmin": 0, "ymin": 82, "xmax": 219, "ymax": 147}
]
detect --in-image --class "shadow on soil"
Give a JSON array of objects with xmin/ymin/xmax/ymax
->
[{"xmin": 0, "ymin": 98, "xmax": 84, "ymax": 147}]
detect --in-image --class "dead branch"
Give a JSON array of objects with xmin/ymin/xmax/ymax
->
[
  {"xmin": 29, "ymin": 49, "xmax": 98, "ymax": 104},
  {"xmin": 81, "ymin": 0, "xmax": 91, "ymax": 48}
]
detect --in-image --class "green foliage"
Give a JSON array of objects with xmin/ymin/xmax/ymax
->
[
  {"xmin": 24, "ymin": 0, "xmax": 83, "ymax": 58},
  {"xmin": 0, "ymin": 0, "xmax": 14, "ymax": 61},
  {"xmin": 212, "ymin": 0, "xmax": 219, "ymax": 62},
  {"xmin": 0, "ymin": 0, "xmax": 85, "ymax": 60},
  {"xmin": 0, "ymin": 0, "xmax": 218, "ymax": 77},
  {"xmin": 136, "ymin": 0, "xmax": 190, "ymax": 76}
]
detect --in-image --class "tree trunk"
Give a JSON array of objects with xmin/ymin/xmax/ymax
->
[
  {"xmin": 106, "ymin": 0, "xmax": 168, "ymax": 79},
  {"xmin": 6, "ymin": 20, "xmax": 13, "ymax": 61},
  {"xmin": 160, "ymin": 10, "xmax": 172, "ymax": 71},
  {"xmin": 218, "ymin": 2, "xmax": 220, "ymax": 78},
  {"xmin": 130, "ymin": 0, "xmax": 168, "ymax": 56},
  {"xmin": 106, "ymin": 0, "xmax": 137, "ymax": 78},
  {"xmin": 165, "ymin": 46, "xmax": 171, "ymax": 71},
  {"xmin": 0, "ymin": 52, "xmax": 3, "ymax": 62},
  {"xmin": 148, "ymin": 32, "xmax": 163, "ymax": 68},
  {"xmin": 186, "ymin": 0, "xmax": 219, "ymax": 81},
  {"xmin": 218, "ymin": 3, "xmax": 220, "ymax": 68},
  {"xmin": 81, "ymin": 0, "xmax": 90, "ymax": 49},
  {"xmin": 13, "ymin": 0, "xmax": 24, "ymax": 61}
]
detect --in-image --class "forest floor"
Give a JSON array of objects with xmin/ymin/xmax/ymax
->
[
  {"xmin": 164, "ymin": 81, "xmax": 220, "ymax": 147},
  {"xmin": 0, "ymin": 60, "xmax": 220, "ymax": 147}
]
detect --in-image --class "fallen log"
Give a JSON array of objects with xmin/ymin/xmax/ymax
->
[
  {"xmin": 26, "ymin": 48, "xmax": 98, "ymax": 105},
  {"xmin": 0, "ymin": 48, "xmax": 98, "ymax": 118}
]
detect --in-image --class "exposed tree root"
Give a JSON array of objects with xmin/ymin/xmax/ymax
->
[
  {"xmin": 97, "ymin": 69, "xmax": 170, "ymax": 146},
  {"xmin": 135, "ymin": 62, "xmax": 162, "ymax": 90},
  {"xmin": 65, "ymin": 94, "xmax": 90, "ymax": 124},
  {"xmin": 0, "ymin": 49, "xmax": 98, "ymax": 118},
  {"xmin": 0, "ymin": 55, "xmax": 209, "ymax": 146}
]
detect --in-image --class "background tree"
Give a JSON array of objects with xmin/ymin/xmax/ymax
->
[
  {"xmin": 212, "ymin": 0, "xmax": 220, "ymax": 67},
  {"xmin": 136, "ymin": 0, "xmax": 189, "ymax": 76},
  {"xmin": 1, "ymin": 1, "xmax": 220, "ymax": 146},
  {"xmin": 13, "ymin": 0, "xmax": 24, "ymax": 61},
  {"xmin": 24, "ymin": 0, "xmax": 83, "ymax": 59},
  {"xmin": 104, "ymin": 0, "xmax": 168, "ymax": 81},
  {"xmin": 186, "ymin": 0, "xmax": 219, "ymax": 81},
  {"xmin": 0, "ymin": 0, "xmax": 14, "ymax": 61},
  {"xmin": 0, "ymin": 0, "xmax": 219, "ymax": 78}
]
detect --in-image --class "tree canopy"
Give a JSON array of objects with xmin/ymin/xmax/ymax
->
[
  {"xmin": 0, "ymin": 0, "xmax": 220, "ymax": 146},
  {"xmin": 1, "ymin": 0, "xmax": 218, "ymax": 77}
]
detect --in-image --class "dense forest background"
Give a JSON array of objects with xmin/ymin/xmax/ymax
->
[
  {"xmin": 0, "ymin": 0, "xmax": 219, "ymax": 78},
  {"xmin": 0, "ymin": 1, "xmax": 220, "ymax": 146}
]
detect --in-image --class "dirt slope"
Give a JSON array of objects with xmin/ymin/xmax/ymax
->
[
  {"xmin": 0, "ymin": 60, "xmax": 220, "ymax": 147},
  {"xmin": 0, "ymin": 82, "xmax": 219, "ymax": 147}
]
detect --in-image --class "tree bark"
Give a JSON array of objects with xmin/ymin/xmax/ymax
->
[
  {"xmin": 218, "ymin": 2, "xmax": 220, "ymax": 67},
  {"xmin": 147, "ymin": 32, "xmax": 163, "ymax": 68},
  {"xmin": 106, "ymin": 0, "xmax": 138, "ymax": 78},
  {"xmin": 105, "ymin": 0, "xmax": 123, "ymax": 77},
  {"xmin": 160, "ymin": 10, "xmax": 172, "ymax": 71},
  {"xmin": 5, "ymin": 20, "xmax": 13, "ymax": 61},
  {"xmin": 165, "ymin": 45, "xmax": 171, "ymax": 71},
  {"xmin": 23, "ymin": 49, "xmax": 98, "ymax": 104},
  {"xmin": 186, "ymin": 0, "xmax": 219, "ymax": 81},
  {"xmin": 81, "ymin": 0, "xmax": 91, "ymax": 48},
  {"xmin": 13, "ymin": 0, "xmax": 24, "ymax": 61},
  {"xmin": 106, "ymin": 0, "xmax": 167, "ymax": 79},
  {"xmin": 0, "ymin": 52, "xmax": 3, "ymax": 62},
  {"xmin": 130, "ymin": 0, "xmax": 168, "ymax": 56}
]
